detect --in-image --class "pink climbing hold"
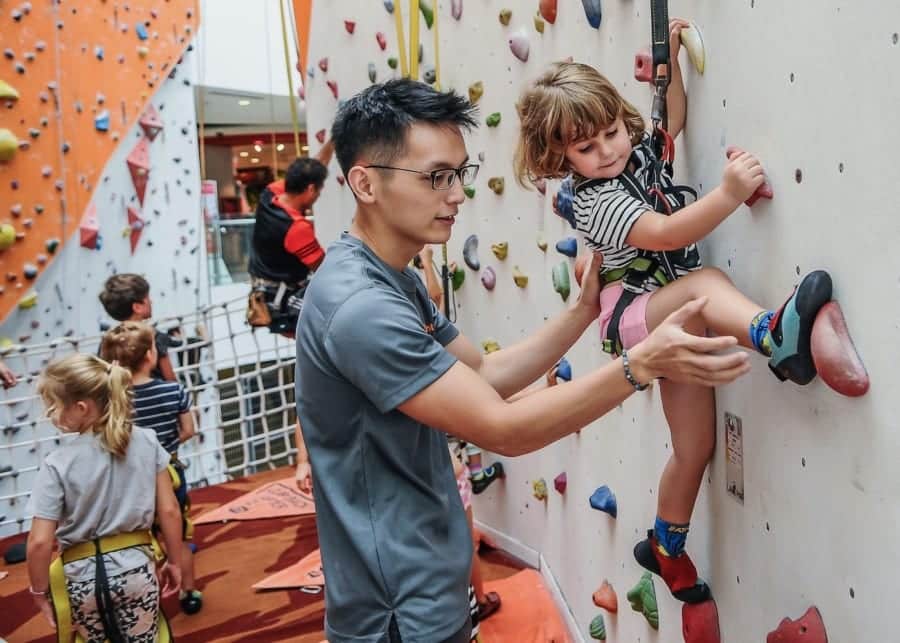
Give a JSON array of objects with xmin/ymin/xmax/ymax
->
[
  {"xmin": 810, "ymin": 301, "xmax": 869, "ymax": 397},
  {"xmin": 767, "ymin": 606, "xmax": 828, "ymax": 643},
  {"xmin": 126, "ymin": 138, "xmax": 151, "ymax": 206},
  {"xmin": 451, "ymin": 0, "xmax": 462, "ymax": 20},
  {"xmin": 139, "ymin": 104, "xmax": 164, "ymax": 142},
  {"xmin": 79, "ymin": 204, "xmax": 99, "ymax": 249},
  {"xmin": 316, "ymin": 129, "xmax": 326, "ymax": 144},
  {"xmin": 344, "ymin": 20, "xmax": 356, "ymax": 34},
  {"xmin": 327, "ymin": 80, "xmax": 338, "ymax": 99},
  {"xmin": 481, "ymin": 267, "xmax": 496, "ymax": 291},
  {"xmin": 634, "ymin": 48, "xmax": 653, "ymax": 83},
  {"xmin": 318, "ymin": 57, "xmax": 329, "ymax": 73},
  {"xmin": 683, "ymin": 600, "xmax": 721, "ymax": 643},
  {"xmin": 376, "ymin": 31, "xmax": 388, "ymax": 51},
  {"xmin": 553, "ymin": 472, "xmax": 566, "ymax": 494},
  {"xmin": 126, "ymin": 207, "xmax": 145, "ymax": 254},
  {"xmin": 509, "ymin": 29, "xmax": 530, "ymax": 62}
]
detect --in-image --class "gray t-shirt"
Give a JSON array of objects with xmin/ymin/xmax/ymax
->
[
  {"xmin": 30, "ymin": 426, "xmax": 170, "ymax": 581},
  {"xmin": 296, "ymin": 234, "xmax": 472, "ymax": 643}
]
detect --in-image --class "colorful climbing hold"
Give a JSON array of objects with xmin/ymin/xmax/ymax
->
[
  {"xmin": 0, "ymin": 129, "xmax": 17, "ymax": 162},
  {"xmin": 683, "ymin": 600, "xmax": 721, "ymax": 643},
  {"xmin": 582, "ymin": 0, "xmax": 602, "ymax": 29},
  {"xmin": 588, "ymin": 614, "xmax": 606, "ymax": 640},
  {"xmin": 480, "ymin": 267, "xmax": 496, "ymax": 290},
  {"xmin": 589, "ymin": 485, "xmax": 617, "ymax": 517},
  {"xmin": 532, "ymin": 478, "xmax": 548, "ymax": 501},
  {"xmin": 423, "ymin": 66, "xmax": 436, "ymax": 84},
  {"xmin": 451, "ymin": 0, "xmax": 462, "ymax": 20},
  {"xmin": 509, "ymin": 29, "xmax": 530, "ymax": 62},
  {"xmin": 45, "ymin": 238, "xmax": 59, "ymax": 254},
  {"xmin": 18, "ymin": 291, "xmax": 38, "ymax": 310},
  {"xmin": 533, "ymin": 177, "xmax": 547, "ymax": 195},
  {"xmin": 534, "ymin": 15, "xmax": 545, "ymax": 33},
  {"xmin": 555, "ymin": 177, "xmax": 576, "ymax": 228},
  {"xmin": 592, "ymin": 580, "xmax": 618, "ymax": 612},
  {"xmin": 680, "ymin": 23, "xmax": 706, "ymax": 74},
  {"xmin": 488, "ymin": 177, "xmax": 505, "ymax": 195},
  {"xmin": 23, "ymin": 263, "xmax": 38, "ymax": 279},
  {"xmin": 319, "ymin": 57, "xmax": 329, "ymax": 73},
  {"xmin": 556, "ymin": 237, "xmax": 578, "ymax": 257},
  {"xmin": 539, "ymin": 0, "xmax": 558, "ymax": 24},
  {"xmin": 463, "ymin": 234, "xmax": 480, "ymax": 270},
  {"xmin": 315, "ymin": 129, "xmax": 326, "ymax": 144},
  {"xmin": 766, "ymin": 606, "xmax": 827, "ymax": 643},
  {"xmin": 0, "ymin": 224, "xmax": 16, "ymax": 251},
  {"xmin": 552, "ymin": 262, "xmax": 570, "ymax": 301},
  {"xmin": 627, "ymin": 573, "xmax": 659, "ymax": 630},
  {"xmin": 344, "ymin": 20, "xmax": 356, "ymax": 34},
  {"xmin": 94, "ymin": 110, "xmax": 110, "ymax": 132},
  {"xmin": 327, "ymin": 80, "xmax": 338, "ymax": 99},
  {"xmin": 383, "ymin": 0, "xmax": 394, "ymax": 13},
  {"xmin": 468, "ymin": 81, "xmax": 484, "ymax": 104},
  {"xmin": 375, "ymin": 31, "xmax": 388, "ymax": 52},
  {"xmin": 555, "ymin": 357, "xmax": 572, "ymax": 381},
  {"xmin": 368, "ymin": 63, "xmax": 377, "ymax": 83},
  {"xmin": 486, "ymin": 112, "xmax": 501, "ymax": 127},
  {"xmin": 634, "ymin": 48, "xmax": 653, "ymax": 83},
  {"xmin": 139, "ymin": 105, "xmax": 164, "ymax": 141},
  {"xmin": 481, "ymin": 339, "xmax": 501, "ymax": 354},
  {"xmin": 463, "ymin": 186, "xmax": 475, "ymax": 199},
  {"xmin": 490, "ymin": 242, "xmax": 508, "ymax": 260},
  {"xmin": 451, "ymin": 265, "xmax": 465, "ymax": 291},
  {"xmin": 537, "ymin": 236, "xmax": 548, "ymax": 252},
  {"xmin": 512, "ymin": 267, "xmax": 528, "ymax": 288},
  {"xmin": 811, "ymin": 301, "xmax": 870, "ymax": 397},
  {"xmin": 553, "ymin": 472, "xmax": 567, "ymax": 494},
  {"xmin": 136, "ymin": 22, "xmax": 149, "ymax": 40},
  {"xmin": 126, "ymin": 138, "xmax": 151, "ymax": 205},
  {"xmin": 137, "ymin": 46, "xmax": 149, "ymax": 59},
  {"xmin": 387, "ymin": 57, "xmax": 398, "ymax": 70},
  {"xmin": 126, "ymin": 207, "xmax": 145, "ymax": 254},
  {"xmin": 419, "ymin": 0, "xmax": 434, "ymax": 29},
  {"xmin": 573, "ymin": 254, "xmax": 589, "ymax": 286},
  {"xmin": 79, "ymin": 204, "xmax": 99, "ymax": 249},
  {"xmin": 0, "ymin": 80, "xmax": 19, "ymax": 100},
  {"xmin": 499, "ymin": 9, "xmax": 512, "ymax": 26}
]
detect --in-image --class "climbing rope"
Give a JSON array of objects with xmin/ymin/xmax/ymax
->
[{"xmin": 278, "ymin": 0, "xmax": 303, "ymax": 157}]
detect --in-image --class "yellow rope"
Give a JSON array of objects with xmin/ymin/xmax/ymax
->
[
  {"xmin": 432, "ymin": 0, "xmax": 441, "ymax": 90},
  {"xmin": 278, "ymin": 0, "xmax": 302, "ymax": 156},
  {"xmin": 409, "ymin": 0, "xmax": 420, "ymax": 79},
  {"xmin": 394, "ymin": 1, "xmax": 409, "ymax": 78}
]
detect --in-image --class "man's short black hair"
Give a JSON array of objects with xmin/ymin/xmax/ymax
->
[
  {"xmin": 331, "ymin": 79, "xmax": 479, "ymax": 177},
  {"xmin": 285, "ymin": 158, "xmax": 328, "ymax": 194},
  {"xmin": 99, "ymin": 274, "xmax": 150, "ymax": 321}
]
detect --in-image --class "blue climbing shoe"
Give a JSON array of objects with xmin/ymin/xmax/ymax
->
[{"xmin": 767, "ymin": 271, "xmax": 832, "ymax": 385}]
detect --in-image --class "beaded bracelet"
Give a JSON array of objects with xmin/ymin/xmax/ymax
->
[{"xmin": 621, "ymin": 348, "xmax": 649, "ymax": 391}]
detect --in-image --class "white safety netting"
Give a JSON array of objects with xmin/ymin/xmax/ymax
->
[{"xmin": 0, "ymin": 296, "xmax": 299, "ymax": 538}]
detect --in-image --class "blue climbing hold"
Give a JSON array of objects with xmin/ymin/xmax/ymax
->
[
  {"xmin": 555, "ymin": 237, "xmax": 578, "ymax": 258},
  {"xmin": 188, "ymin": 542, "xmax": 198, "ymax": 553},
  {"xmin": 136, "ymin": 22, "xmax": 149, "ymax": 40},
  {"xmin": 384, "ymin": 0, "xmax": 395, "ymax": 13},
  {"xmin": 556, "ymin": 357, "xmax": 572, "ymax": 382},
  {"xmin": 94, "ymin": 46, "xmax": 104, "ymax": 60},
  {"xmin": 555, "ymin": 177, "xmax": 577, "ymax": 229},
  {"xmin": 307, "ymin": 66, "xmax": 315, "ymax": 79},
  {"xmin": 94, "ymin": 110, "xmax": 110, "ymax": 132},
  {"xmin": 582, "ymin": 0, "xmax": 602, "ymax": 29},
  {"xmin": 590, "ymin": 485, "xmax": 617, "ymax": 518}
]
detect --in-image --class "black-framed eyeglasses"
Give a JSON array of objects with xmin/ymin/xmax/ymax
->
[{"xmin": 364, "ymin": 163, "xmax": 480, "ymax": 190}]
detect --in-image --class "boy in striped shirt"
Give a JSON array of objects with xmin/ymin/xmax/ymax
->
[{"xmin": 101, "ymin": 321, "xmax": 202, "ymax": 615}]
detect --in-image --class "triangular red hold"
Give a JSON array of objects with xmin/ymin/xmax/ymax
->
[
  {"xmin": 126, "ymin": 207, "xmax": 145, "ymax": 254},
  {"xmin": 126, "ymin": 138, "xmax": 151, "ymax": 206},
  {"xmin": 767, "ymin": 606, "xmax": 828, "ymax": 643},
  {"xmin": 79, "ymin": 203, "xmax": 99, "ymax": 249},
  {"xmin": 326, "ymin": 80, "xmax": 338, "ymax": 99},
  {"xmin": 139, "ymin": 105, "xmax": 164, "ymax": 141}
]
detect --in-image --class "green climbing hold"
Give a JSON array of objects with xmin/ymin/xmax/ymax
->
[
  {"xmin": 420, "ymin": 0, "xmax": 434, "ymax": 29},
  {"xmin": 552, "ymin": 261, "xmax": 570, "ymax": 301},
  {"xmin": 387, "ymin": 57, "xmax": 398, "ymax": 69},
  {"xmin": 451, "ymin": 265, "xmax": 465, "ymax": 291},
  {"xmin": 0, "ymin": 129, "xmax": 18, "ymax": 162},
  {"xmin": 589, "ymin": 613, "xmax": 607, "ymax": 640},
  {"xmin": 627, "ymin": 572, "xmax": 659, "ymax": 630},
  {"xmin": 486, "ymin": 112, "xmax": 501, "ymax": 127},
  {"xmin": 18, "ymin": 291, "xmax": 38, "ymax": 310},
  {"xmin": 0, "ymin": 80, "xmax": 19, "ymax": 100},
  {"xmin": 463, "ymin": 186, "xmax": 475, "ymax": 199}
]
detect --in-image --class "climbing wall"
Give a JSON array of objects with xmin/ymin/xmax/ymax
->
[{"xmin": 305, "ymin": 1, "xmax": 900, "ymax": 641}]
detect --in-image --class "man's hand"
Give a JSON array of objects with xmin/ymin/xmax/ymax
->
[
  {"xmin": 295, "ymin": 461, "xmax": 313, "ymax": 495},
  {"xmin": 573, "ymin": 252, "xmax": 604, "ymax": 317},
  {"xmin": 0, "ymin": 360, "xmax": 16, "ymax": 389},
  {"xmin": 628, "ymin": 297, "xmax": 751, "ymax": 386}
]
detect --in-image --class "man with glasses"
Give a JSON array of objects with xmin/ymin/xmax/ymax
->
[{"xmin": 295, "ymin": 79, "xmax": 749, "ymax": 643}]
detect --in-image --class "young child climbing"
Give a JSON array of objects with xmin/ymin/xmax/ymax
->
[
  {"xmin": 27, "ymin": 353, "xmax": 183, "ymax": 641},
  {"xmin": 514, "ymin": 22, "xmax": 850, "ymax": 604},
  {"xmin": 100, "ymin": 321, "xmax": 203, "ymax": 615}
]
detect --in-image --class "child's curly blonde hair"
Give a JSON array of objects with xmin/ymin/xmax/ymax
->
[{"xmin": 514, "ymin": 62, "xmax": 645, "ymax": 186}]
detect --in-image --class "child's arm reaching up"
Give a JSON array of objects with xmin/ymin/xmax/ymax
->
[
  {"xmin": 665, "ymin": 18, "xmax": 691, "ymax": 141},
  {"xmin": 626, "ymin": 149, "xmax": 766, "ymax": 252}
]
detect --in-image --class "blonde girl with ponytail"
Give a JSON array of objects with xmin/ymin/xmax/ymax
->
[{"xmin": 27, "ymin": 353, "xmax": 183, "ymax": 642}]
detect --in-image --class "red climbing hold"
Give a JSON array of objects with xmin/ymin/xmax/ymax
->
[
  {"xmin": 79, "ymin": 204, "xmax": 99, "ymax": 249},
  {"xmin": 344, "ymin": 20, "xmax": 356, "ymax": 34},
  {"xmin": 376, "ymin": 31, "xmax": 387, "ymax": 51},
  {"xmin": 318, "ymin": 57, "xmax": 329, "ymax": 73},
  {"xmin": 539, "ymin": 0, "xmax": 557, "ymax": 24},
  {"xmin": 326, "ymin": 80, "xmax": 338, "ymax": 99},
  {"xmin": 634, "ymin": 48, "xmax": 653, "ymax": 83},
  {"xmin": 725, "ymin": 147, "xmax": 774, "ymax": 206},
  {"xmin": 315, "ymin": 129, "xmax": 326, "ymax": 144},
  {"xmin": 126, "ymin": 138, "xmax": 151, "ymax": 206},
  {"xmin": 574, "ymin": 254, "xmax": 589, "ymax": 286},
  {"xmin": 553, "ymin": 472, "xmax": 567, "ymax": 494},
  {"xmin": 139, "ymin": 105, "xmax": 163, "ymax": 142},
  {"xmin": 811, "ymin": 301, "xmax": 869, "ymax": 397},
  {"xmin": 592, "ymin": 579, "xmax": 618, "ymax": 613},
  {"xmin": 767, "ymin": 606, "xmax": 828, "ymax": 643},
  {"xmin": 126, "ymin": 207, "xmax": 145, "ymax": 254},
  {"xmin": 683, "ymin": 600, "xmax": 721, "ymax": 643}
]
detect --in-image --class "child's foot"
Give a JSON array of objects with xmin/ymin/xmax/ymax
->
[
  {"xmin": 767, "ymin": 270, "xmax": 833, "ymax": 385},
  {"xmin": 633, "ymin": 531, "xmax": 711, "ymax": 604},
  {"xmin": 180, "ymin": 589, "xmax": 203, "ymax": 614},
  {"xmin": 470, "ymin": 462, "xmax": 505, "ymax": 495},
  {"xmin": 477, "ymin": 592, "xmax": 502, "ymax": 621}
]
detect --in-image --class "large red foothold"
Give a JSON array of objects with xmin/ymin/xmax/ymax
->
[
  {"xmin": 592, "ymin": 579, "xmax": 618, "ymax": 613},
  {"xmin": 126, "ymin": 207, "xmax": 145, "ymax": 254},
  {"xmin": 139, "ymin": 105, "xmax": 164, "ymax": 142},
  {"xmin": 539, "ymin": 0, "xmax": 558, "ymax": 24},
  {"xmin": 126, "ymin": 138, "xmax": 151, "ymax": 206},
  {"xmin": 811, "ymin": 301, "xmax": 869, "ymax": 397},
  {"xmin": 634, "ymin": 48, "xmax": 653, "ymax": 83},
  {"xmin": 79, "ymin": 204, "xmax": 99, "ymax": 249},
  {"xmin": 767, "ymin": 606, "xmax": 828, "ymax": 643},
  {"xmin": 683, "ymin": 600, "xmax": 721, "ymax": 643}
]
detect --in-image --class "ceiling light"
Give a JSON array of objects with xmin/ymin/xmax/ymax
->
[
  {"xmin": 253, "ymin": 144, "xmax": 262, "ymax": 153},
  {"xmin": 239, "ymin": 151, "xmax": 249, "ymax": 157},
  {"xmin": 251, "ymin": 158, "xmax": 260, "ymax": 163},
  {"xmin": 276, "ymin": 143, "xmax": 285, "ymax": 151},
  {"xmin": 301, "ymin": 145, "xmax": 309, "ymax": 151},
  {"xmin": 238, "ymin": 99, "xmax": 251, "ymax": 106}
]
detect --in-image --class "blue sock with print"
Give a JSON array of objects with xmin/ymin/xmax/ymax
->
[
  {"xmin": 654, "ymin": 516, "xmax": 689, "ymax": 557},
  {"xmin": 749, "ymin": 310, "xmax": 774, "ymax": 356}
]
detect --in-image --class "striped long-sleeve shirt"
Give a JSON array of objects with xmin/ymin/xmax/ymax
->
[{"xmin": 132, "ymin": 379, "xmax": 191, "ymax": 454}]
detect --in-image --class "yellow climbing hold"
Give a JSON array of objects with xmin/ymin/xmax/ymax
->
[
  {"xmin": 0, "ymin": 224, "xmax": 16, "ymax": 250},
  {"xmin": 468, "ymin": 81, "xmax": 484, "ymax": 104},
  {"xmin": 0, "ymin": 80, "xmax": 20, "ymax": 100},
  {"xmin": 491, "ymin": 242, "xmax": 508, "ymax": 260},
  {"xmin": 534, "ymin": 15, "xmax": 545, "ymax": 33},
  {"xmin": 513, "ymin": 267, "xmax": 528, "ymax": 288},
  {"xmin": 488, "ymin": 177, "xmax": 505, "ymax": 195},
  {"xmin": 0, "ymin": 337, "xmax": 14, "ymax": 350},
  {"xmin": 680, "ymin": 23, "xmax": 705, "ymax": 74},
  {"xmin": 137, "ymin": 46, "xmax": 149, "ymax": 58},
  {"xmin": 481, "ymin": 339, "xmax": 501, "ymax": 354},
  {"xmin": 537, "ymin": 236, "xmax": 548, "ymax": 252},
  {"xmin": 18, "ymin": 291, "xmax": 38, "ymax": 309},
  {"xmin": 0, "ymin": 129, "xmax": 18, "ymax": 162},
  {"xmin": 499, "ymin": 9, "xmax": 512, "ymax": 26}
]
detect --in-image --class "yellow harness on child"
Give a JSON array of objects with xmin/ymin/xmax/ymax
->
[{"xmin": 48, "ymin": 530, "xmax": 172, "ymax": 643}]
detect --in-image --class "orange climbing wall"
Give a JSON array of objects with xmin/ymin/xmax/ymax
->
[{"xmin": 0, "ymin": 0, "xmax": 199, "ymax": 322}]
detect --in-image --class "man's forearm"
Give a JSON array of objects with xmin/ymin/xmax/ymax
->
[{"xmin": 480, "ymin": 304, "xmax": 597, "ymax": 399}]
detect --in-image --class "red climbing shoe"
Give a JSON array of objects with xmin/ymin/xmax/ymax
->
[
  {"xmin": 683, "ymin": 600, "xmax": 721, "ymax": 643},
  {"xmin": 766, "ymin": 606, "xmax": 828, "ymax": 643},
  {"xmin": 633, "ymin": 530, "xmax": 711, "ymax": 604},
  {"xmin": 810, "ymin": 301, "xmax": 869, "ymax": 397}
]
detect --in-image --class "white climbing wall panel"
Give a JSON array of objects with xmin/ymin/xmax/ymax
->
[{"xmin": 307, "ymin": 1, "xmax": 899, "ymax": 641}]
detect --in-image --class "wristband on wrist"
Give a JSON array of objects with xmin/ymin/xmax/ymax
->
[
  {"xmin": 29, "ymin": 586, "xmax": 50, "ymax": 597},
  {"xmin": 621, "ymin": 348, "xmax": 649, "ymax": 391}
]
